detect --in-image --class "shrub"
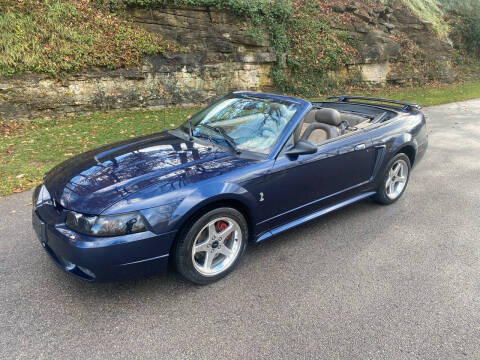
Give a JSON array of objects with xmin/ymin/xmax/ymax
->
[
  {"xmin": 458, "ymin": 14, "xmax": 480, "ymax": 56},
  {"xmin": 451, "ymin": 1, "xmax": 480, "ymax": 57}
]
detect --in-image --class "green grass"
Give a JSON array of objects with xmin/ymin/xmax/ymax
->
[
  {"xmin": 349, "ymin": 81, "xmax": 480, "ymax": 107},
  {"xmin": 1, "ymin": 81, "xmax": 480, "ymax": 197},
  {"xmin": 311, "ymin": 81, "xmax": 480, "ymax": 107}
]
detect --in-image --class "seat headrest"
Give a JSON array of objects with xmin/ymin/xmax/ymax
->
[{"xmin": 315, "ymin": 108, "xmax": 341, "ymax": 126}]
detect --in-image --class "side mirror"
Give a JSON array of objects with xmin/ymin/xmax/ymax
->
[{"xmin": 285, "ymin": 139, "xmax": 317, "ymax": 156}]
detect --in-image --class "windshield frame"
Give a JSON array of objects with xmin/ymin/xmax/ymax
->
[{"xmin": 179, "ymin": 92, "xmax": 311, "ymax": 158}]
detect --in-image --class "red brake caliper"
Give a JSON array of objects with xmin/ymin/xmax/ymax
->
[{"xmin": 215, "ymin": 220, "xmax": 232, "ymax": 240}]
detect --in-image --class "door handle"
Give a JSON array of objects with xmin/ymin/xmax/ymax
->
[{"xmin": 354, "ymin": 144, "xmax": 366, "ymax": 151}]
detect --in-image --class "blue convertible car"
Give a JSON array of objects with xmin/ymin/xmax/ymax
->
[{"xmin": 32, "ymin": 92, "xmax": 428, "ymax": 283}]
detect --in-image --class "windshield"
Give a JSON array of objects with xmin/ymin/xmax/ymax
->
[{"xmin": 181, "ymin": 94, "xmax": 300, "ymax": 154}]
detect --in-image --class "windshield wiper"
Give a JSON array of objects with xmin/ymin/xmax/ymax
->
[{"xmin": 197, "ymin": 124, "xmax": 241, "ymax": 154}]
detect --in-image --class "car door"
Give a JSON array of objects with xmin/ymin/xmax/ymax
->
[{"xmin": 260, "ymin": 131, "xmax": 376, "ymax": 229}]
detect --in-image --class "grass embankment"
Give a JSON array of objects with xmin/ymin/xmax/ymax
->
[
  {"xmin": 1, "ymin": 81, "xmax": 480, "ymax": 197},
  {"xmin": 0, "ymin": 0, "xmax": 177, "ymax": 77}
]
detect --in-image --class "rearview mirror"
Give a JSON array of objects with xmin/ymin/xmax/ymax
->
[{"xmin": 285, "ymin": 139, "xmax": 317, "ymax": 156}]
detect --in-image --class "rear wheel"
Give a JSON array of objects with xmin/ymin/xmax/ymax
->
[
  {"xmin": 374, "ymin": 153, "xmax": 411, "ymax": 205},
  {"xmin": 173, "ymin": 207, "xmax": 248, "ymax": 285}
]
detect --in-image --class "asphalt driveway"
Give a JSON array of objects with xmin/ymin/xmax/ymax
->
[{"xmin": 1, "ymin": 100, "xmax": 479, "ymax": 359}]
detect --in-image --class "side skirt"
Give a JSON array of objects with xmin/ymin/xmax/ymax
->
[{"xmin": 255, "ymin": 191, "xmax": 376, "ymax": 243}]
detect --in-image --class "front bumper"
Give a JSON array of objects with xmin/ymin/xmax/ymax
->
[{"xmin": 32, "ymin": 191, "xmax": 177, "ymax": 282}]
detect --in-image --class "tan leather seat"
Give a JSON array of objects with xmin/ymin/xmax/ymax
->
[
  {"xmin": 300, "ymin": 108, "xmax": 342, "ymax": 144},
  {"xmin": 301, "ymin": 123, "xmax": 327, "ymax": 143}
]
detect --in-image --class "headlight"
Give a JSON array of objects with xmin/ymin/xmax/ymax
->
[{"xmin": 66, "ymin": 211, "xmax": 147, "ymax": 237}]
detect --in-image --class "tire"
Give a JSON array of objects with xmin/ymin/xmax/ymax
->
[
  {"xmin": 173, "ymin": 207, "xmax": 248, "ymax": 285},
  {"xmin": 374, "ymin": 153, "xmax": 411, "ymax": 205}
]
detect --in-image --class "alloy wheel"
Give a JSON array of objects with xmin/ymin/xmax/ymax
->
[
  {"xmin": 385, "ymin": 159, "xmax": 409, "ymax": 200},
  {"xmin": 191, "ymin": 217, "xmax": 242, "ymax": 277}
]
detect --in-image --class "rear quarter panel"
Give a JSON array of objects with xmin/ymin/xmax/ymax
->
[{"xmin": 367, "ymin": 111, "xmax": 427, "ymax": 187}]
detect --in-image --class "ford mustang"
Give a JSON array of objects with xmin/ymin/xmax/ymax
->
[{"xmin": 32, "ymin": 92, "xmax": 428, "ymax": 284}]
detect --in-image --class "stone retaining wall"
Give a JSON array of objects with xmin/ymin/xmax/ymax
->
[
  {"xmin": 0, "ymin": 6, "xmax": 274, "ymax": 121},
  {"xmin": 0, "ymin": 3, "xmax": 457, "ymax": 121}
]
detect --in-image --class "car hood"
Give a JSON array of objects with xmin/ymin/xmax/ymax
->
[{"xmin": 44, "ymin": 131, "xmax": 253, "ymax": 214}]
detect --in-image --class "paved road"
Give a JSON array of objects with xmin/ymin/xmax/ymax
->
[{"xmin": 1, "ymin": 100, "xmax": 480, "ymax": 360}]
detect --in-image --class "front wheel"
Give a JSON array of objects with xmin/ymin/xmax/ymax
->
[
  {"xmin": 173, "ymin": 207, "xmax": 248, "ymax": 285},
  {"xmin": 374, "ymin": 153, "xmax": 411, "ymax": 205}
]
